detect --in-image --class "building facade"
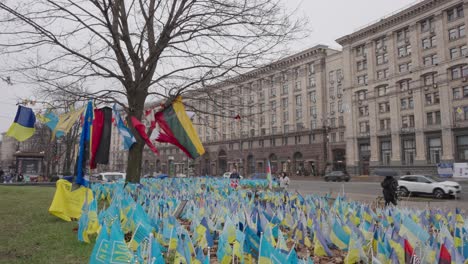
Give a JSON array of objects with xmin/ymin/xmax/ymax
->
[
  {"xmin": 109, "ymin": 0, "xmax": 467, "ymax": 177},
  {"xmin": 338, "ymin": 0, "xmax": 468, "ymax": 175}
]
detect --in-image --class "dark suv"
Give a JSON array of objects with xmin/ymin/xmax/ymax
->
[{"xmin": 324, "ymin": 171, "xmax": 350, "ymax": 182}]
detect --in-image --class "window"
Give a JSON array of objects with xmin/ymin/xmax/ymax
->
[
  {"xmin": 423, "ymin": 73, "xmax": 436, "ymax": 85},
  {"xmin": 337, "ymin": 83, "xmax": 343, "ymax": 95},
  {"xmin": 425, "ymin": 92, "xmax": 440, "ymax": 105},
  {"xmin": 380, "ymin": 118, "xmax": 391, "ymax": 131},
  {"xmin": 271, "ymin": 126, "xmax": 277, "ymax": 134},
  {"xmin": 421, "ymin": 17, "xmax": 434, "ymax": 32},
  {"xmin": 398, "ymin": 79, "xmax": 410, "ymax": 91},
  {"xmin": 294, "ymin": 80, "xmax": 301, "ymax": 91},
  {"xmin": 457, "ymin": 135, "xmax": 468, "ymax": 161},
  {"xmin": 379, "ymin": 102, "xmax": 390, "ymax": 113},
  {"xmin": 426, "ymin": 111, "xmax": 441, "ymax": 125},
  {"xmin": 462, "ymin": 45, "xmax": 468, "ymax": 56},
  {"xmin": 294, "ymin": 135, "xmax": 301, "ymax": 144},
  {"xmin": 450, "ymin": 47, "xmax": 460, "ymax": 59},
  {"xmin": 398, "ymin": 62, "xmax": 412, "ymax": 73},
  {"xmin": 357, "ymin": 60, "xmax": 367, "ymax": 71},
  {"xmin": 308, "ymin": 75, "xmax": 316, "ymax": 87},
  {"xmin": 357, "ymin": 75, "xmax": 368, "ymax": 85},
  {"xmin": 453, "ymin": 86, "xmax": 468, "ymax": 99},
  {"xmin": 330, "ymin": 102, "xmax": 335, "ymax": 113},
  {"xmin": 270, "ymin": 138, "xmax": 276, "ymax": 146},
  {"xmin": 270, "ymin": 86, "xmax": 276, "ymax": 97},
  {"xmin": 447, "ymin": 5, "xmax": 464, "ymax": 22},
  {"xmin": 451, "ymin": 65, "xmax": 468, "ymax": 79},
  {"xmin": 309, "ymin": 91, "xmax": 316, "ymax": 103},
  {"xmin": 398, "ymin": 44, "xmax": 411, "ymax": 57},
  {"xmin": 390, "ymin": 95, "xmax": 406, "ymax": 111},
  {"xmin": 282, "ymin": 83, "xmax": 289, "ymax": 95},
  {"xmin": 376, "ymin": 85, "xmax": 388, "ymax": 96},
  {"xmin": 330, "ymin": 118, "xmax": 336, "ymax": 128},
  {"xmin": 375, "ymin": 37, "xmax": 387, "ymax": 50},
  {"xmin": 283, "ymin": 111, "xmax": 288, "ymax": 122},
  {"xmin": 423, "ymin": 54, "xmax": 438, "ymax": 66},
  {"xmin": 270, "ymin": 101, "xmax": 276, "ymax": 112},
  {"xmin": 308, "ymin": 63, "xmax": 315, "ymax": 75},
  {"xmin": 428, "ymin": 138, "xmax": 442, "ymax": 164},
  {"xmin": 376, "ymin": 53, "xmax": 389, "ymax": 65},
  {"xmin": 338, "ymin": 116, "xmax": 344, "ymax": 126},
  {"xmin": 455, "ymin": 106, "xmax": 468, "ymax": 121},
  {"xmin": 308, "ymin": 134, "xmax": 315, "ymax": 143},
  {"xmin": 377, "ymin": 69, "xmax": 389, "ymax": 80},
  {"xmin": 270, "ymin": 114, "xmax": 276, "ymax": 125},
  {"xmin": 380, "ymin": 141, "xmax": 392, "ymax": 165},
  {"xmin": 402, "ymin": 115, "xmax": 415, "ymax": 128},
  {"xmin": 357, "ymin": 90, "xmax": 367, "ymax": 100},
  {"xmin": 295, "ymin": 95, "xmax": 302, "ymax": 106},
  {"xmin": 338, "ymin": 101, "xmax": 343, "ymax": 112},
  {"xmin": 260, "ymin": 115, "xmax": 265, "ymax": 125},
  {"xmin": 296, "ymin": 108, "xmax": 302, "ymax": 120},
  {"xmin": 396, "ymin": 28, "xmax": 409, "ymax": 42},
  {"xmin": 329, "ymin": 71, "xmax": 335, "ymax": 82},
  {"xmin": 359, "ymin": 106, "xmax": 369, "ymax": 116},
  {"xmin": 281, "ymin": 98, "xmax": 288, "ymax": 109},
  {"xmin": 339, "ymin": 132, "xmax": 344, "ymax": 142},
  {"xmin": 448, "ymin": 24, "xmax": 466, "ymax": 40},
  {"xmin": 311, "ymin": 120, "xmax": 317, "ymax": 129},
  {"xmin": 356, "ymin": 45, "xmax": 366, "ymax": 56},
  {"xmin": 402, "ymin": 139, "xmax": 416, "ymax": 165},
  {"xmin": 329, "ymin": 85, "xmax": 335, "ymax": 97},
  {"xmin": 282, "ymin": 136, "xmax": 288, "ymax": 145},
  {"xmin": 422, "ymin": 36, "xmax": 436, "ymax": 49},
  {"xmin": 359, "ymin": 121, "xmax": 370, "ymax": 133},
  {"xmin": 310, "ymin": 106, "xmax": 317, "ymax": 117}
]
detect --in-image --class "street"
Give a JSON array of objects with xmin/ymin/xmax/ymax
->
[{"xmin": 290, "ymin": 180, "xmax": 468, "ymax": 210}]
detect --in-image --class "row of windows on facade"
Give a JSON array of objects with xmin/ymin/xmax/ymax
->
[
  {"xmin": 356, "ymin": 68, "xmax": 468, "ymax": 101},
  {"xmin": 356, "ymin": 85, "xmax": 467, "ymax": 114},
  {"xmin": 368, "ymin": 137, "xmax": 442, "ymax": 165},
  {"xmin": 354, "ymin": 5, "xmax": 464, "ymax": 57},
  {"xmin": 358, "ymin": 110, "xmax": 441, "ymax": 132},
  {"xmin": 356, "ymin": 55, "xmax": 467, "ymax": 87},
  {"xmin": 370, "ymin": 134, "xmax": 468, "ymax": 165}
]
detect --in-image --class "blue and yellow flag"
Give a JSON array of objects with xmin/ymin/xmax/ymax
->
[{"xmin": 6, "ymin": 105, "xmax": 36, "ymax": 141}]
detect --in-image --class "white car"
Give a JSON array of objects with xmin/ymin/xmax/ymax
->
[
  {"xmin": 222, "ymin": 172, "xmax": 244, "ymax": 179},
  {"xmin": 397, "ymin": 175, "xmax": 461, "ymax": 199}
]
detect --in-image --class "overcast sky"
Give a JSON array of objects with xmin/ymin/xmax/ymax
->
[{"xmin": 0, "ymin": 0, "xmax": 417, "ymax": 134}]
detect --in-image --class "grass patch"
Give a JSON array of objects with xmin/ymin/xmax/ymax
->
[{"xmin": 0, "ymin": 186, "xmax": 93, "ymax": 264}]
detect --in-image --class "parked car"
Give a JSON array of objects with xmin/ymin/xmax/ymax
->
[
  {"xmin": 222, "ymin": 172, "xmax": 244, "ymax": 179},
  {"xmin": 397, "ymin": 175, "xmax": 461, "ymax": 199},
  {"xmin": 324, "ymin": 171, "xmax": 350, "ymax": 182},
  {"xmin": 96, "ymin": 172, "xmax": 126, "ymax": 182}
]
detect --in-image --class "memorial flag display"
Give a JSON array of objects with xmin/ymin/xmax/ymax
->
[{"xmin": 6, "ymin": 105, "xmax": 36, "ymax": 141}]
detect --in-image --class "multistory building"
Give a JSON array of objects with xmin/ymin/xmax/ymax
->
[{"xmin": 337, "ymin": 0, "xmax": 468, "ymax": 175}]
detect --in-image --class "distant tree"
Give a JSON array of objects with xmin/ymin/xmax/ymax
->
[{"xmin": 0, "ymin": 0, "xmax": 306, "ymax": 182}]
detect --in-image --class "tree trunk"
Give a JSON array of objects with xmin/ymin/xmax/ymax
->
[{"xmin": 125, "ymin": 89, "xmax": 147, "ymax": 183}]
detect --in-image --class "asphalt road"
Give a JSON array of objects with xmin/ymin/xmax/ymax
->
[{"xmin": 289, "ymin": 180, "xmax": 468, "ymax": 210}]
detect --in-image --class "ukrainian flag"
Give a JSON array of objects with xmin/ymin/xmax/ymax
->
[
  {"xmin": 6, "ymin": 105, "xmax": 36, "ymax": 141},
  {"xmin": 329, "ymin": 219, "xmax": 351, "ymax": 250}
]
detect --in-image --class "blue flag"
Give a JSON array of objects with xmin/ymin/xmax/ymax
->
[
  {"xmin": 113, "ymin": 104, "xmax": 136, "ymax": 150},
  {"xmin": 76, "ymin": 101, "xmax": 93, "ymax": 186}
]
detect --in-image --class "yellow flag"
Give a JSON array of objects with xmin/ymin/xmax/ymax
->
[
  {"xmin": 53, "ymin": 108, "xmax": 85, "ymax": 137},
  {"xmin": 48, "ymin": 179, "xmax": 93, "ymax": 221}
]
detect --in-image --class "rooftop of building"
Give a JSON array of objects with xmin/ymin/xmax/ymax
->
[{"xmin": 336, "ymin": 0, "xmax": 454, "ymax": 45}]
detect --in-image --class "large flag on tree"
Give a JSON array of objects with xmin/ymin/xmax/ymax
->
[
  {"xmin": 6, "ymin": 105, "xmax": 36, "ymax": 142},
  {"xmin": 155, "ymin": 96, "xmax": 204, "ymax": 159},
  {"xmin": 75, "ymin": 101, "xmax": 93, "ymax": 186},
  {"xmin": 93, "ymin": 107, "xmax": 112, "ymax": 167},
  {"xmin": 54, "ymin": 107, "xmax": 85, "ymax": 138}
]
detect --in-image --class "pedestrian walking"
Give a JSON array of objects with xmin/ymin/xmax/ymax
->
[
  {"xmin": 230, "ymin": 168, "xmax": 240, "ymax": 189},
  {"xmin": 279, "ymin": 172, "xmax": 290, "ymax": 190},
  {"xmin": 381, "ymin": 175, "xmax": 398, "ymax": 206}
]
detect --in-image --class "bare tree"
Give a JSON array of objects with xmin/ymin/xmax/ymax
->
[{"xmin": 0, "ymin": 0, "xmax": 306, "ymax": 182}]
